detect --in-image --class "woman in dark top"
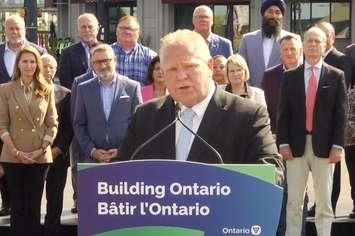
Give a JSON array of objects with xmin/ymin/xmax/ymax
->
[{"xmin": 41, "ymin": 54, "xmax": 73, "ymax": 236}]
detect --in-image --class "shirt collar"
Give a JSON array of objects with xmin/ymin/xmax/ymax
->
[
  {"xmin": 179, "ymin": 80, "xmax": 215, "ymax": 118},
  {"xmin": 323, "ymin": 46, "xmax": 333, "ymax": 58},
  {"xmin": 98, "ymin": 74, "xmax": 117, "ymax": 87},
  {"xmin": 116, "ymin": 42, "xmax": 138, "ymax": 53},
  {"xmin": 20, "ymin": 79, "xmax": 34, "ymax": 90},
  {"xmin": 305, "ymin": 58, "xmax": 323, "ymax": 71},
  {"xmin": 5, "ymin": 39, "xmax": 26, "ymax": 52}
]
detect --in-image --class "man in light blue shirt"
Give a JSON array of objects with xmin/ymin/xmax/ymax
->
[{"xmin": 73, "ymin": 44, "xmax": 142, "ymax": 163}]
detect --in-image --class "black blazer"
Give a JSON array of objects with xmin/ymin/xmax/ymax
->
[
  {"xmin": 58, "ymin": 42, "xmax": 89, "ymax": 89},
  {"xmin": 0, "ymin": 41, "xmax": 46, "ymax": 84},
  {"xmin": 52, "ymin": 85, "xmax": 73, "ymax": 166},
  {"xmin": 262, "ymin": 64, "xmax": 284, "ymax": 134},
  {"xmin": 344, "ymin": 44, "xmax": 355, "ymax": 87},
  {"xmin": 120, "ymin": 88, "xmax": 278, "ymax": 164},
  {"xmin": 277, "ymin": 63, "xmax": 346, "ymax": 158},
  {"xmin": 324, "ymin": 47, "xmax": 352, "ymax": 88}
]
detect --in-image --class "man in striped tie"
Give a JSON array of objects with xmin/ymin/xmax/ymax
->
[{"xmin": 277, "ymin": 26, "xmax": 346, "ymax": 236}]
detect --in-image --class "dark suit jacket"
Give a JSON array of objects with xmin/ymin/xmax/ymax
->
[
  {"xmin": 277, "ymin": 63, "xmax": 346, "ymax": 158},
  {"xmin": 0, "ymin": 41, "xmax": 47, "ymax": 84},
  {"xmin": 344, "ymin": 44, "xmax": 355, "ymax": 87},
  {"xmin": 73, "ymin": 75, "xmax": 142, "ymax": 159},
  {"xmin": 324, "ymin": 47, "xmax": 352, "ymax": 88},
  {"xmin": 58, "ymin": 42, "xmax": 89, "ymax": 89},
  {"xmin": 262, "ymin": 64, "xmax": 284, "ymax": 134},
  {"xmin": 52, "ymin": 85, "xmax": 73, "ymax": 166},
  {"xmin": 120, "ymin": 88, "xmax": 278, "ymax": 164},
  {"xmin": 209, "ymin": 33, "xmax": 233, "ymax": 58},
  {"xmin": 70, "ymin": 69, "xmax": 95, "ymax": 161}
]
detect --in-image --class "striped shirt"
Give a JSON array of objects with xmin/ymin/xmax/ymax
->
[{"xmin": 111, "ymin": 42, "xmax": 156, "ymax": 85}]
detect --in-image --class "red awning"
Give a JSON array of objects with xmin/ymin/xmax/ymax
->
[{"xmin": 162, "ymin": 0, "xmax": 249, "ymax": 4}]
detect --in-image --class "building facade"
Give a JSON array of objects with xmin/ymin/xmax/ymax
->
[{"xmin": 0, "ymin": 0, "xmax": 353, "ymax": 52}]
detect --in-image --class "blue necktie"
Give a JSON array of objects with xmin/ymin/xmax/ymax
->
[{"xmin": 176, "ymin": 108, "xmax": 196, "ymax": 161}]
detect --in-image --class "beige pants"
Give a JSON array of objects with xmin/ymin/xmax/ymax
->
[{"xmin": 286, "ymin": 135, "xmax": 334, "ymax": 236}]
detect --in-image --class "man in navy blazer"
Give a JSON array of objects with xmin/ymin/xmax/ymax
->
[
  {"xmin": 0, "ymin": 15, "xmax": 46, "ymax": 217},
  {"xmin": 262, "ymin": 34, "xmax": 302, "ymax": 134},
  {"xmin": 58, "ymin": 13, "xmax": 99, "ymax": 89},
  {"xmin": 192, "ymin": 5, "xmax": 233, "ymax": 58},
  {"xmin": 0, "ymin": 15, "xmax": 46, "ymax": 84},
  {"xmin": 73, "ymin": 44, "xmax": 142, "ymax": 162},
  {"xmin": 278, "ymin": 27, "xmax": 346, "ymax": 236}
]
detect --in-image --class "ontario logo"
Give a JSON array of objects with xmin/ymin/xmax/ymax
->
[{"xmin": 250, "ymin": 225, "xmax": 262, "ymax": 235}]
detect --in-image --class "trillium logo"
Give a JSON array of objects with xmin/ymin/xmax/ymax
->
[{"xmin": 250, "ymin": 225, "xmax": 261, "ymax": 235}]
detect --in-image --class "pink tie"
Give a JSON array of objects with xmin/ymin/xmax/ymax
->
[{"xmin": 306, "ymin": 66, "xmax": 317, "ymax": 133}]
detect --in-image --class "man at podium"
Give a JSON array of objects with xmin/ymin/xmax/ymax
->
[{"xmin": 120, "ymin": 29, "xmax": 278, "ymax": 164}]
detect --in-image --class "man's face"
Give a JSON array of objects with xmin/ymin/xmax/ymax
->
[
  {"xmin": 91, "ymin": 50, "xmax": 116, "ymax": 82},
  {"xmin": 192, "ymin": 8, "xmax": 213, "ymax": 34},
  {"xmin": 162, "ymin": 44, "xmax": 213, "ymax": 107},
  {"xmin": 78, "ymin": 16, "xmax": 99, "ymax": 45},
  {"xmin": 116, "ymin": 20, "xmax": 140, "ymax": 45},
  {"xmin": 42, "ymin": 58, "xmax": 57, "ymax": 82},
  {"xmin": 280, "ymin": 39, "xmax": 302, "ymax": 68},
  {"xmin": 5, "ymin": 19, "xmax": 25, "ymax": 44},
  {"xmin": 263, "ymin": 5, "xmax": 283, "ymax": 21},
  {"xmin": 303, "ymin": 31, "xmax": 326, "ymax": 60},
  {"xmin": 319, "ymin": 25, "xmax": 334, "ymax": 50},
  {"xmin": 262, "ymin": 5, "xmax": 283, "ymax": 37}
]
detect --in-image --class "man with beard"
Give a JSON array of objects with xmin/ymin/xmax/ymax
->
[
  {"xmin": 239, "ymin": 0, "xmax": 300, "ymax": 88},
  {"xmin": 73, "ymin": 44, "xmax": 142, "ymax": 163},
  {"xmin": 0, "ymin": 15, "xmax": 46, "ymax": 217}
]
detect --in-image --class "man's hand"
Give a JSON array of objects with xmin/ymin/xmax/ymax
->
[
  {"xmin": 51, "ymin": 147, "xmax": 62, "ymax": 160},
  {"xmin": 280, "ymin": 145, "xmax": 294, "ymax": 161},
  {"xmin": 103, "ymin": 149, "xmax": 118, "ymax": 162},
  {"xmin": 328, "ymin": 147, "xmax": 344, "ymax": 163},
  {"xmin": 93, "ymin": 149, "xmax": 108, "ymax": 163}
]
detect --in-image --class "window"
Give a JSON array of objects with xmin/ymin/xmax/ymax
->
[
  {"xmin": 291, "ymin": 0, "xmax": 351, "ymax": 39},
  {"xmin": 174, "ymin": 3, "xmax": 250, "ymax": 51}
]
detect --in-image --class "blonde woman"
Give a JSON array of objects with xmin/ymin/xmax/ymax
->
[
  {"xmin": 225, "ymin": 54, "xmax": 267, "ymax": 107},
  {"xmin": 0, "ymin": 46, "xmax": 58, "ymax": 236}
]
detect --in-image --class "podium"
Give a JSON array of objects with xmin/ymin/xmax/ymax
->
[{"xmin": 78, "ymin": 160, "xmax": 283, "ymax": 236}]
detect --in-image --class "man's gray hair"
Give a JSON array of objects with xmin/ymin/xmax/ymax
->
[{"xmin": 159, "ymin": 29, "xmax": 211, "ymax": 65}]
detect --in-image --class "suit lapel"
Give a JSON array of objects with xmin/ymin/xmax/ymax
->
[
  {"xmin": 12, "ymin": 81, "xmax": 36, "ymax": 126},
  {"xmin": 268, "ymin": 39, "xmax": 280, "ymax": 68},
  {"xmin": 156, "ymin": 96, "xmax": 176, "ymax": 159},
  {"xmin": 78, "ymin": 43, "xmax": 88, "ymax": 70},
  {"xmin": 92, "ymin": 79, "xmax": 107, "ymax": 122},
  {"xmin": 108, "ymin": 77, "xmax": 124, "ymax": 122},
  {"xmin": 187, "ymin": 89, "xmax": 228, "ymax": 162},
  {"xmin": 256, "ymin": 30, "xmax": 265, "ymax": 70}
]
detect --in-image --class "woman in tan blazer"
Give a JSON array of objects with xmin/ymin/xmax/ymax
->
[{"xmin": 0, "ymin": 46, "xmax": 58, "ymax": 236}]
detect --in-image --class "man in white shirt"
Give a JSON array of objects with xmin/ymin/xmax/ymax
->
[
  {"xmin": 239, "ymin": 0, "xmax": 300, "ymax": 88},
  {"xmin": 120, "ymin": 29, "xmax": 278, "ymax": 166},
  {"xmin": 278, "ymin": 27, "xmax": 346, "ymax": 236}
]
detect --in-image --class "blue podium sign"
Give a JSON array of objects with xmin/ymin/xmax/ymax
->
[{"xmin": 78, "ymin": 160, "xmax": 283, "ymax": 236}]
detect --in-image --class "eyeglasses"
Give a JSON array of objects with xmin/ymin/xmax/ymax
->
[
  {"xmin": 92, "ymin": 58, "xmax": 113, "ymax": 66},
  {"xmin": 118, "ymin": 26, "xmax": 139, "ymax": 32}
]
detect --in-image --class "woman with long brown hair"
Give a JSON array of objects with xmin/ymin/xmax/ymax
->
[{"xmin": 0, "ymin": 46, "xmax": 58, "ymax": 236}]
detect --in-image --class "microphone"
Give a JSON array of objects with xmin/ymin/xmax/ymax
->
[
  {"xmin": 129, "ymin": 107, "xmax": 179, "ymax": 160},
  {"xmin": 176, "ymin": 106, "xmax": 224, "ymax": 164}
]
